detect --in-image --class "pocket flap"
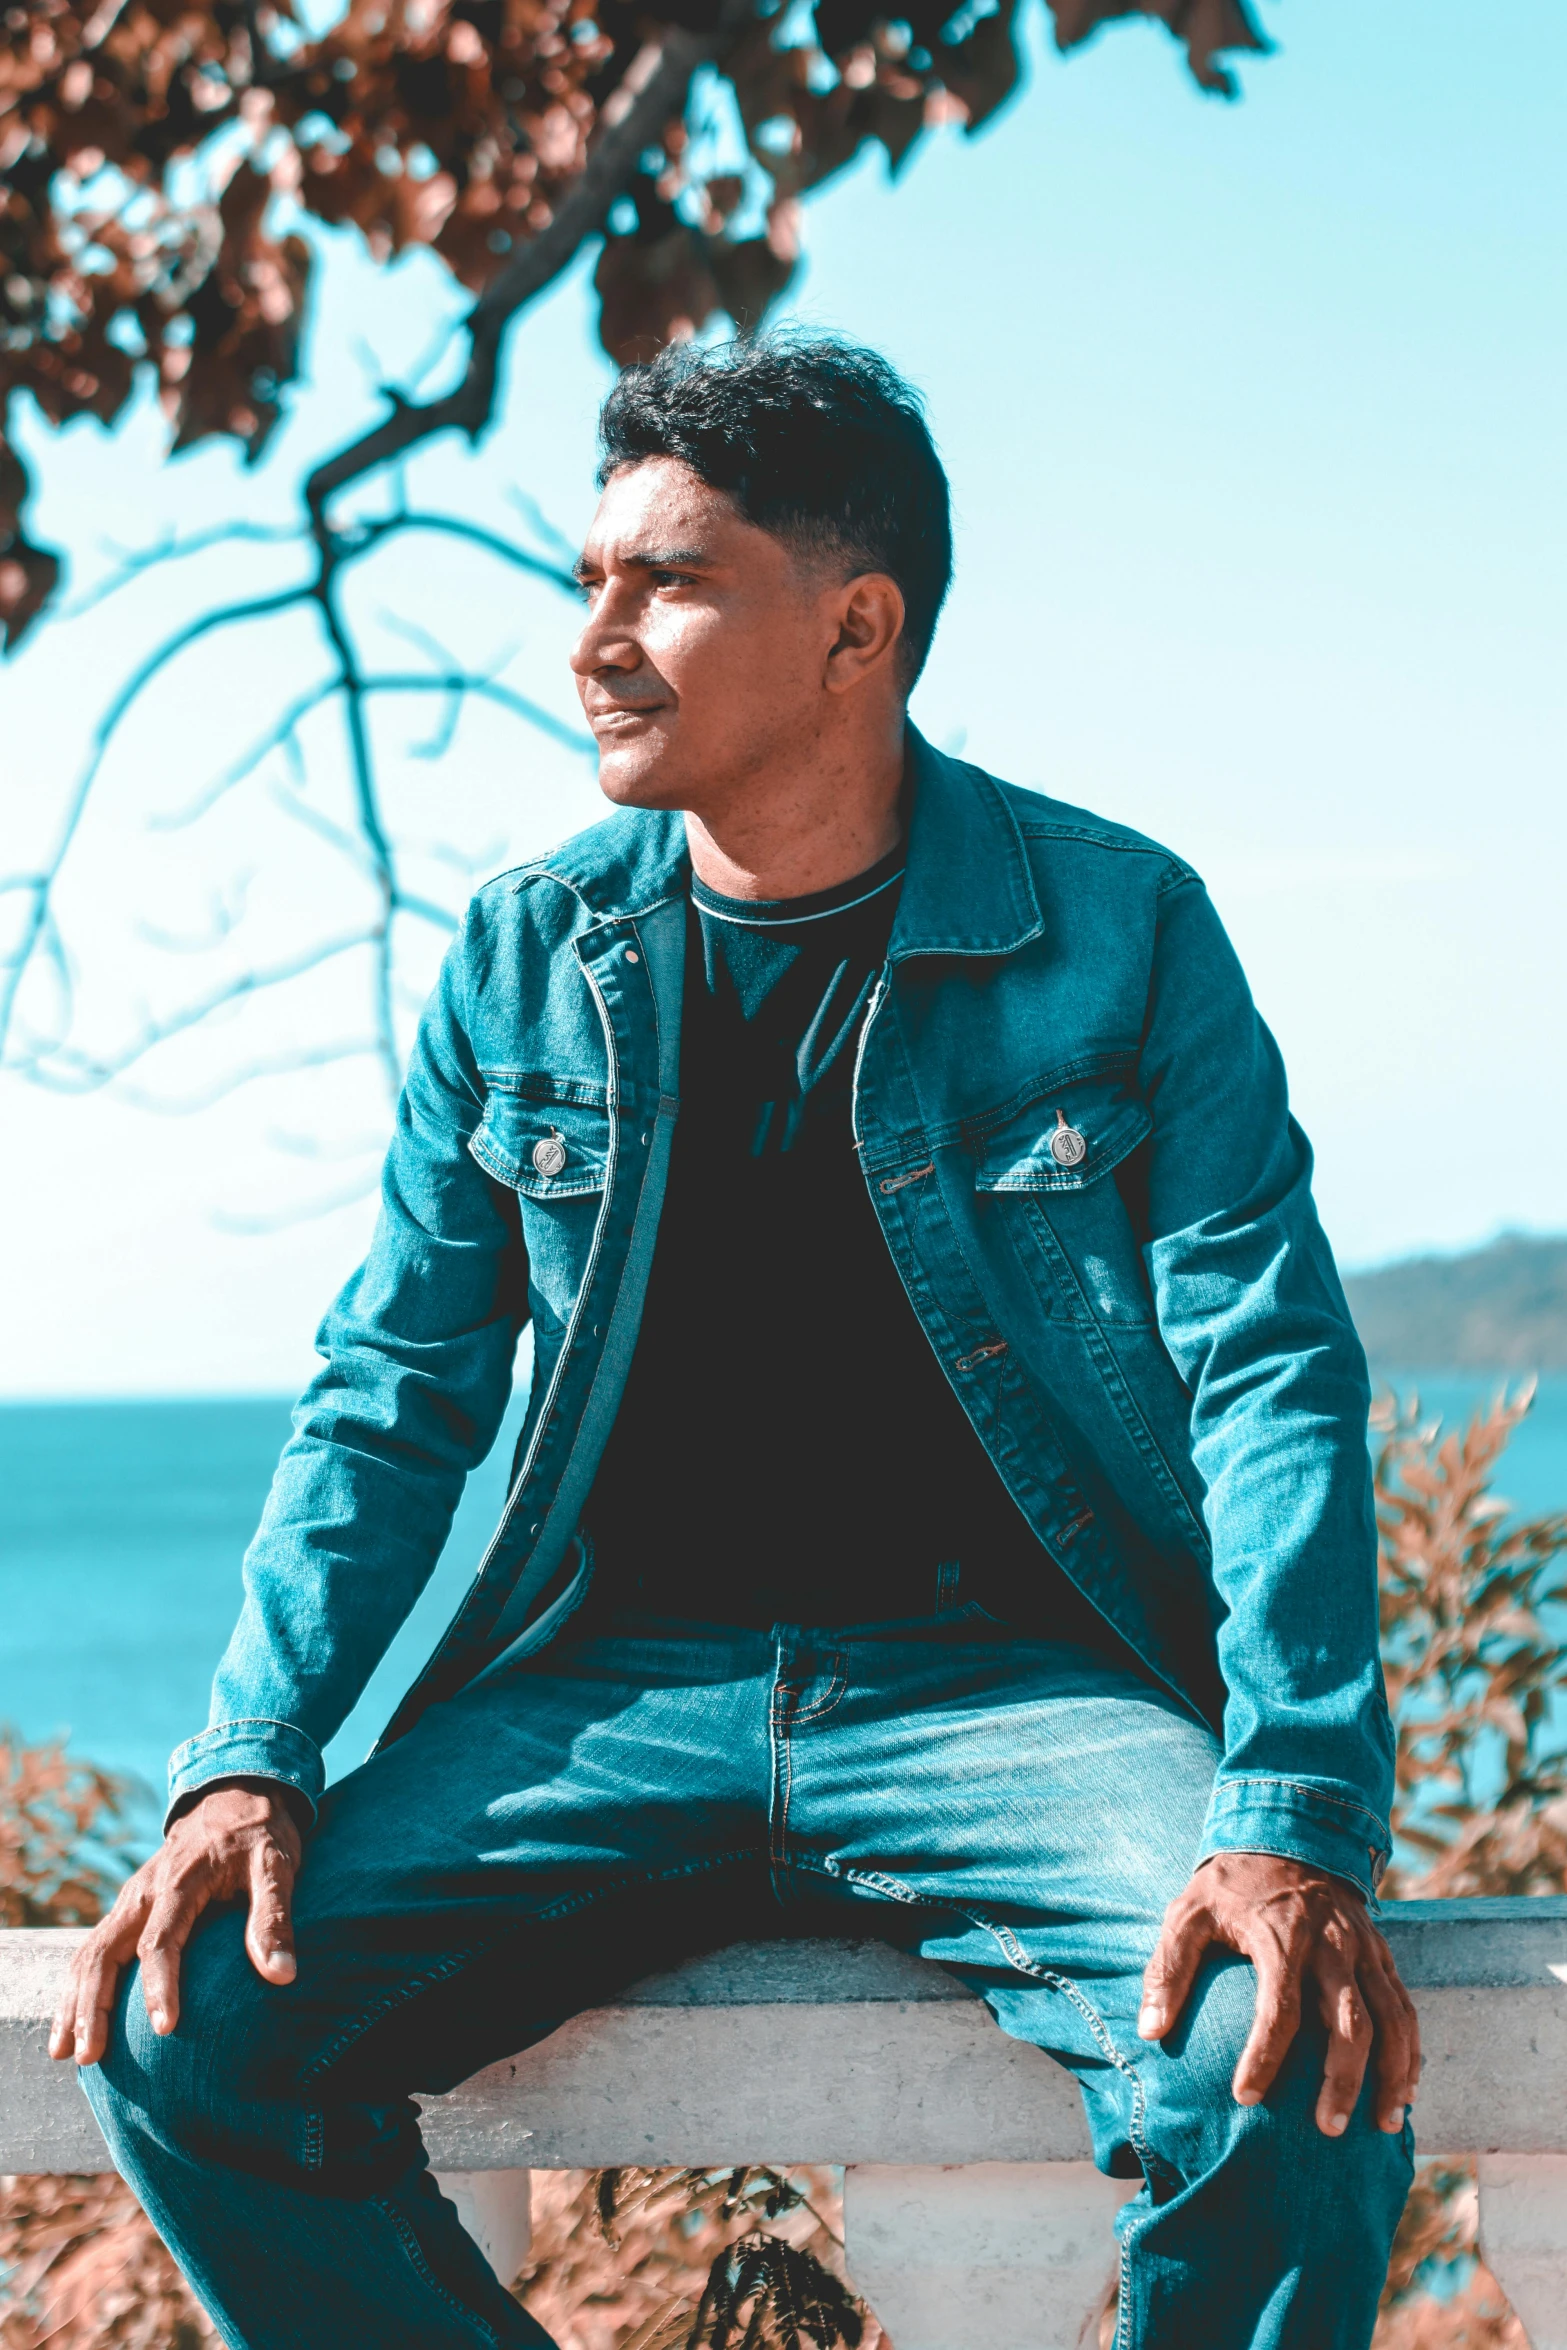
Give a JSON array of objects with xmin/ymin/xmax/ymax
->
[
  {"xmin": 971, "ymin": 1082, "xmax": 1150, "ymax": 1193},
  {"xmin": 469, "ymin": 1082, "xmax": 612, "ymax": 1198}
]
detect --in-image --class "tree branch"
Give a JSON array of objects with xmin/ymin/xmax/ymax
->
[
  {"xmin": 303, "ymin": 27, "xmax": 717, "ymax": 523},
  {"xmin": 16, "ymin": 927, "xmax": 380, "ymax": 1092}
]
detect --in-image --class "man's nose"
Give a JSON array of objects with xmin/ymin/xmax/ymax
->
[{"xmin": 569, "ymin": 586, "xmax": 639, "ymax": 680}]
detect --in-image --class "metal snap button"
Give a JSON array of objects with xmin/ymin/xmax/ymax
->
[
  {"xmin": 625, "ymin": 948, "xmax": 640, "ymax": 964},
  {"xmin": 532, "ymin": 1130, "xmax": 568, "ymax": 1178},
  {"xmin": 1049, "ymin": 1107, "xmax": 1087, "ymax": 1168}
]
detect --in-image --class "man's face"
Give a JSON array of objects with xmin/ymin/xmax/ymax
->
[{"xmin": 569, "ymin": 456, "xmax": 841, "ymax": 814}]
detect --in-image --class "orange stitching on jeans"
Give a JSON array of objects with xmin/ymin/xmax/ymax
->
[{"xmin": 789, "ymin": 1660, "xmax": 846, "ymax": 1725}]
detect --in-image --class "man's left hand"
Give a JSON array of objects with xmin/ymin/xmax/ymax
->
[{"xmin": 1137, "ymin": 1852, "xmax": 1420, "ymax": 2138}]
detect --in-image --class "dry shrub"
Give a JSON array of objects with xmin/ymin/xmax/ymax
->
[
  {"xmin": 1372, "ymin": 2162, "xmax": 1526, "ymax": 2350},
  {"xmin": 0, "ymin": 1743, "xmax": 208, "ymax": 2349},
  {"xmin": 518, "ymin": 2167, "xmax": 885, "ymax": 2350},
  {"xmin": 1367, "ymin": 1384, "xmax": 1567, "ymax": 2347},
  {"xmin": 0, "ymin": 2175, "xmax": 215, "ymax": 2350},
  {"xmin": 0, "ymin": 1730, "xmax": 135, "ymax": 1928},
  {"xmin": 1376, "ymin": 1385, "xmax": 1567, "ymax": 1899}
]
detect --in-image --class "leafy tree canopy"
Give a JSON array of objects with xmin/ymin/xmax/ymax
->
[{"xmin": 1, "ymin": 0, "xmax": 1264, "ymax": 645}]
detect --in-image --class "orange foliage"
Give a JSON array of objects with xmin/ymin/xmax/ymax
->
[
  {"xmin": 519, "ymin": 2166, "xmax": 884, "ymax": 2350},
  {"xmin": 0, "ymin": 2175, "xmax": 217, "ymax": 2350},
  {"xmin": 0, "ymin": 0, "xmax": 1266, "ymax": 643},
  {"xmin": 1375, "ymin": 1386, "xmax": 1567, "ymax": 1898},
  {"xmin": 0, "ymin": 1727, "xmax": 134, "ymax": 1927},
  {"xmin": 1372, "ymin": 2163, "xmax": 1527, "ymax": 2350}
]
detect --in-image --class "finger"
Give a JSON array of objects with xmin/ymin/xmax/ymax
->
[
  {"xmin": 1138, "ymin": 1902, "xmax": 1210, "ymax": 2040},
  {"xmin": 51, "ymin": 1943, "xmax": 102, "ymax": 2061},
  {"xmin": 137, "ymin": 1890, "xmax": 203, "ymax": 2037},
  {"xmin": 52, "ymin": 1894, "xmax": 149, "ymax": 2064},
  {"xmin": 1231, "ymin": 1943, "xmax": 1303, "ymax": 2107},
  {"xmin": 243, "ymin": 1834, "xmax": 298, "ymax": 1986},
  {"xmin": 1360, "ymin": 1952, "xmax": 1422, "ymax": 2130},
  {"xmin": 1313, "ymin": 1955, "xmax": 1375, "ymax": 2138}
]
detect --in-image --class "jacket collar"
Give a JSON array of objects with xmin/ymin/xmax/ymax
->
[
  {"xmin": 890, "ymin": 728, "xmax": 1043, "ymax": 961},
  {"xmin": 528, "ymin": 726, "xmax": 1043, "ymax": 959},
  {"xmin": 526, "ymin": 801, "xmax": 689, "ymax": 922}
]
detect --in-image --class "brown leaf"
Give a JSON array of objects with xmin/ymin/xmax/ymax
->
[
  {"xmin": 708, "ymin": 227, "xmax": 797, "ymax": 329},
  {"xmin": 938, "ymin": 0, "xmax": 1024, "ymax": 134},
  {"xmin": 0, "ymin": 422, "xmax": 63, "ymax": 650},
  {"xmin": 593, "ymin": 223, "xmax": 723, "ymax": 368},
  {"xmin": 1046, "ymin": 0, "xmax": 1268, "ymax": 96}
]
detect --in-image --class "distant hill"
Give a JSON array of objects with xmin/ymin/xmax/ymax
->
[{"xmin": 1342, "ymin": 1234, "xmax": 1567, "ymax": 1372}]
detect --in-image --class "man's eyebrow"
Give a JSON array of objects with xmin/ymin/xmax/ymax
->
[
  {"xmin": 626, "ymin": 546, "xmax": 711, "ymax": 569},
  {"xmin": 573, "ymin": 544, "xmax": 714, "ymax": 583}
]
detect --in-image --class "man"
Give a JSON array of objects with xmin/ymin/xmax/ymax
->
[{"xmin": 55, "ymin": 335, "xmax": 1419, "ymax": 2348}]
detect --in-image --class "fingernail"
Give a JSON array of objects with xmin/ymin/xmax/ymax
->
[
  {"xmin": 1138, "ymin": 2007, "xmax": 1164, "ymax": 2036},
  {"xmin": 150, "ymin": 2008, "xmax": 167, "ymax": 2034},
  {"xmin": 1325, "ymin": 2112, "xmax": 1348, "ymax": 2136},
  {"xmin": 1382, "ymin": 2107, "xmax": 1406, "ymax": 2132}
]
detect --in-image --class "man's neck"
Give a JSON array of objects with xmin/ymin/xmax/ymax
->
[{"xmin": 683, "ymin": 731, "xmax": 908, "ymax": 902}]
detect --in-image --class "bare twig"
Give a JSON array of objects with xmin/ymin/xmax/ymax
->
[
  {"xmin": 302, "ymin": 29, "xmax": 720, "ymax": 527},
  {"xmin": 60, "ymin": 522, "xmax": 306, "ymax": 621},
  {"xmin": 1, "ymin": 13, "xmax": 731, "ymax": 1132},
  {"xmin": 0, "ymin": 583, "xmax": 315, "ymax": 1057},
  {"xmin": 212, "ymin": 1169, "xmax": 383, "ymax": 1232},
  {"xmin": 15, "ymin": 928, "xmax": 381, "ymax": 1092},
  {"xmin": 112, "ymin": 1040, "xmax": 381, "ymax": 1114}
]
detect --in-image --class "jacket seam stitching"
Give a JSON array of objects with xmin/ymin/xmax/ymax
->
[
  {"xmin": 1211, "ymin": 1778, "xmax": 1389, "ymax": 1830},
  {"xmin": 171, "ymin": 1719, "xmax": 321, "ymax": 1755}
]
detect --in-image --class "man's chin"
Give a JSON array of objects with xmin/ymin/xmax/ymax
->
[{"xmin": 593, "ymin": 738, "xmax": 692, "ymax": 812}]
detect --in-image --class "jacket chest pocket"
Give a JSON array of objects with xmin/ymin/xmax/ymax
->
[
  {"xmin": 969, "ymin": 1076, "xmax": 1149, "ymax": 1196},
  {"xmin": 470, "ymin": 1081, "xmax": 613, "ymax": 1329},
  {"xmin": 470, "ymin": 1083, "xmax": 612, "ymax": 1199},
  {"xmin": 968, "ymin": 1079, "xmax": 1157, "ymax": 1329}
]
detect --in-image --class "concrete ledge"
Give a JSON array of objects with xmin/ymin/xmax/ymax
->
[{"xmin": 5, "ymin": 1900, "xmax": 1567, "ymax": 2175}]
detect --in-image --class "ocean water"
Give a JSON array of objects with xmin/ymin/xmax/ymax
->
[
  {"xmin": 0, "ymin": 1390, "xmax": 528, "ymax": 1823},
  {"xmin": 1, "ymin": 1371, "xmax": 1563, "ymax": 1834}
]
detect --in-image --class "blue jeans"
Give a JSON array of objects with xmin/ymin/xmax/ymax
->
[{"xmin": 86, "ymin": 1610, "xmax": 1412, "ymax": 2348}]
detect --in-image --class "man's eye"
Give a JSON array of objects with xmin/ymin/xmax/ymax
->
[{"xmin": 651, "ymin": 569, "xmax": 695, "ymax": 588}]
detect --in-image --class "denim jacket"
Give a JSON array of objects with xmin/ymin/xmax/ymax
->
[{"xmin": 171, "ymin": 733, "xmax": 1394, "ymax": 1895}]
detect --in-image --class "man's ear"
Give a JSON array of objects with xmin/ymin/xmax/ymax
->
[{"xmin": 824, "ymin": 572, "xmax": 906, "ymax": 693}]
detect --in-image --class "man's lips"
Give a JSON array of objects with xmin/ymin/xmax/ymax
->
[{"xmin": 586, "ymin": 701, "xmax": 669, "ymax": 731}]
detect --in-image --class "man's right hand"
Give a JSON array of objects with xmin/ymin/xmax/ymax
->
[{"xmin": 49, "ymin": 1779, "xmax": 303, "ymax": 2066}]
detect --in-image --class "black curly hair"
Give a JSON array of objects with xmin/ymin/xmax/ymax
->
[{"xmin": 596, "ymin": 332, "xmax": 952, "ymax": 686}]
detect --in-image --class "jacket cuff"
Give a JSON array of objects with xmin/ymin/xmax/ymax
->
[
  {"xmin": 165, "ymin": 1719, "xmax": 325, "ymax": 1834},
  {"xmin": 1199, "ymin": 1775, "xmax": 1390, "ymax": 1900}
]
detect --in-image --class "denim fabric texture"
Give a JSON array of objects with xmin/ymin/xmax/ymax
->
[
  {"xmin": 166, "ymin": 731, "xmax": 1394, "ymax": 1895},
  {"xmin": 91, "ymin": 1611, "xmax": 1413, "ymax": 2349}
]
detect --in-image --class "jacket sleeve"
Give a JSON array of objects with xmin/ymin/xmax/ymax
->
[
  {"xmin": 1138, "ymin": 869, "xmax": 1394, "ymax": 1897},
  {"xmin": 166, "ymin": 907, "xmax": 528, "ymax": 1826}
]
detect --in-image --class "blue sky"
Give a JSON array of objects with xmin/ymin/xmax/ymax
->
[{"xmin": 2, "ymin": 0, "xmax": 1563, "ymax": 1395}]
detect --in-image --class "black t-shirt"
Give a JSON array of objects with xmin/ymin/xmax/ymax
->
[{"xmin": 581, "ymin": 850, "xmax": 1111, "ymax": 1634}]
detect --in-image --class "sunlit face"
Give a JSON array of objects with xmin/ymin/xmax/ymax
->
[{"xmin": 568, "ymin": 457, "xmax": 848, "ymax": 816}]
